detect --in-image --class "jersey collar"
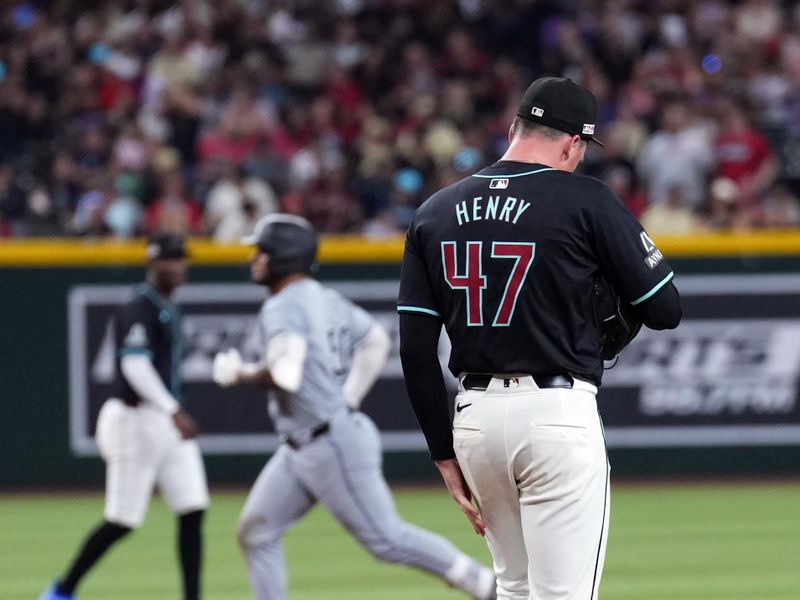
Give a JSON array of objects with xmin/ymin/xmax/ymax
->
[
  {"xmin": 471, "ymin": 161, "xmax": 555, "ymax": 179},
  {"xmin": 139, "ymin": 283, "xmax": 174, "ymax": 311}
]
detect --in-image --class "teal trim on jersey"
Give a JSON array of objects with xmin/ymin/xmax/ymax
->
[
  {"xmin": 397, "ymin": 305, "xmax": 442, "ymax": 318},
  {"xmin": 171, "ymin": 308, "xmax": 182, "ymax": 402},
  {"xmin": 138, "ymin": 283, "xmax": 182, "ymax": 402},
  {"xmin": 631, "ymin": 271, "xmax": 674, "ymax": 306},
  {"xmin": 138, "ymin": 283, "xmax": 171, "ymax": 311},
  {"xmin": 118, "ymin": 347, "xmax": 154, "ymax": 359},
  {"xmin": 472, "ymin": 167, "xmax": 555, "ymax": 179}
]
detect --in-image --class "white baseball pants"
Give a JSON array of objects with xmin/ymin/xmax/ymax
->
[
  {"xmin": 453, "ymin": 376, "xmax": 610, "ymax": 600},
  {"xmin": 96, "ymin": 398, "xmax": 209, "ymax": 528}
]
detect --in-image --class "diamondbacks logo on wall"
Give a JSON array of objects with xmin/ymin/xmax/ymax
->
[
  {"xmin": 67, "ymin": 282, "xmax": 454, "ymax": 457},
  {"xmin": 489, "ymin": 178, "xmax": 509, "ymax": 190},
  {"xmin": 640, "ymin": 231, "xmax": 663, "ymax": 269}
]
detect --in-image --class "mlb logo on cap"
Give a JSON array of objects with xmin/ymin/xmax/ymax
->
[
  {"xmin": 582, "ymin": 124, "xmax": 595, "ymax": 135},
  {"xmin": 489, "ymin": 178, "xmax": 509, "ymax": 189},
  {"xmin": 531, "ymin": 107, "xmax": 544, "ymax": 117}
]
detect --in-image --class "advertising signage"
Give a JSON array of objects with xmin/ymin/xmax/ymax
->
[{"xmin": 68, "ymin": 275, "xmax": 800, "ymax": 456}]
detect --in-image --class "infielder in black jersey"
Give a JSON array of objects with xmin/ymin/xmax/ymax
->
[
  {"xmin": 398, "ymin": 77, "xmax": 681, "ymax": 599},
  {"xmin": 42, "ymin": 234, "xmax": 208, "ymax": 600}
]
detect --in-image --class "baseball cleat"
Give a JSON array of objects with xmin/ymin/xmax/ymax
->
[{"xmin": 39, "ymin": 582, "xmax": 75, "ymax": 600}]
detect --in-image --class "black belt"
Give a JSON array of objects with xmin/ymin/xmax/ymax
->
[
  {"xmin": 281, "ymin": 422, "xmax": 331, "ymax": 450},
  {"xmin": 461, "ymin": 373, "xmax": 574, "ymax": 391}
]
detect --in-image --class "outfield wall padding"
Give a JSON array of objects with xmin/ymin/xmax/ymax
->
[{"xmin": 1, "ymin": 235, "xmax": 799, "ymax": 486}]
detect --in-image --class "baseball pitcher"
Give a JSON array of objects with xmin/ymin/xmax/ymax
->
[{"xmin": 397, "ymin": 77, "xmax": 682, "ymax": 599}]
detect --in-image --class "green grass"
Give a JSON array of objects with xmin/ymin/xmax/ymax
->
[{"xmin": 2, "ymin": 482, "xmax": 798, "ymax": 599}]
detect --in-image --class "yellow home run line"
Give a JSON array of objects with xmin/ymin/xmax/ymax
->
[{"xmin": 0, "ymin": 231, "xmax": 799, "ymax": 266}]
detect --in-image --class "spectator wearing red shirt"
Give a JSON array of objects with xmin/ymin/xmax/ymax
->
[
  {"xmin": 714, "ymin": 98, "xmax": 779, "ymax": 202},
  {"xmin": 197, "ymin": 86, "xmax": 274, "ymax": 168},
  {"xmin": 324, "ymin": 66, "xmax": 364, "ymax": 148},
  {"xmin": 145, "ymin": 172, "xmax": 202, "ymax": 236}
]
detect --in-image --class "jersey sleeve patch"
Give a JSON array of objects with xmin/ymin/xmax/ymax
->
[
  {"xmin": 119, "ymin": 321, "xmax": 154, "ymax": 358},
  {"xmin": 123, "ymin": 322, "xmax": 149, "ymax": 348},
  {"xmin": 640, "ymin": 232, "xmax": 664, "ymax": 269},
  {"xmin": 397, "ymin": 305, "xmax": 442, "ymax": 318}
]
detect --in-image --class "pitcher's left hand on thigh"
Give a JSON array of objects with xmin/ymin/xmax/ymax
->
[{"xmin": 435, "ymin": 458, "xmax": 486, "ymax": 536}]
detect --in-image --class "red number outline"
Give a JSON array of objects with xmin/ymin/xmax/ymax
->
[
  {"xmin": 441, "ymin": 241, "xmax": 487, "ymax": 326},
  {"xmin": 491, "ymin": 242, "xmax": 536, "ymax": 326},
  {"xmin": 441, "ymin": 240, "xmax": 536, "ymax": 327}
]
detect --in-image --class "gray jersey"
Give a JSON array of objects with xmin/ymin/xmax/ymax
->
[{"xmin": 258, "ymin": 278, "xmax": 373, "ymax": 435}]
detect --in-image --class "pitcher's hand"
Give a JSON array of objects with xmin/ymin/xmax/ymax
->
[{"xmin": 435, "ymin": 458, "xmax": 485, "ymax": 536}]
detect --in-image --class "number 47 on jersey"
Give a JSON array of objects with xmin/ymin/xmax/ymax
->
[{"xmin": 441, "ymin": 240, "xmax": 535, "ymax": 327}]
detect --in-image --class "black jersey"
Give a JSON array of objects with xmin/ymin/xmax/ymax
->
[
  {"xmin": 111, "ymin": 284, "xmax": 183, "ymax": 406},
  {"xmin": 397, "ymin": 160, "xmax": 674, "ymax": 385}
]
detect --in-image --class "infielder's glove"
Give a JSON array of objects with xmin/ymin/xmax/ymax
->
[
  {"xmin": 593, "ymin": 276, "xmax": 642, "ymax": 362},
  {"xmin": 213, "ymin": 348, "xmax": 243, "ymax": 387}
]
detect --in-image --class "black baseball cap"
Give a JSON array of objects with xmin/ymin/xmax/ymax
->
[
  {"xmin": 516, "ymin": 76, "xmax": 604, "ymax": 146},
  {"xmin": 146, "ymin": 232, "xmax": 188, "ymax": 260}
]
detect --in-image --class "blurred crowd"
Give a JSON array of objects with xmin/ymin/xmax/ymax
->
[{"xmin": 2, "ymin": 0, "xmax": 800, "ymax": 240}]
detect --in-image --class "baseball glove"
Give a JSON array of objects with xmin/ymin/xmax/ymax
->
[{"xmin": 593, "ymin": 276, "xmax": 642, "ymax": 362}]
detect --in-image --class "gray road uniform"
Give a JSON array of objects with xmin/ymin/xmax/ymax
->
[{"xmin": 236, "ymin": 278, "xmax": 494, "ymax": 600}]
